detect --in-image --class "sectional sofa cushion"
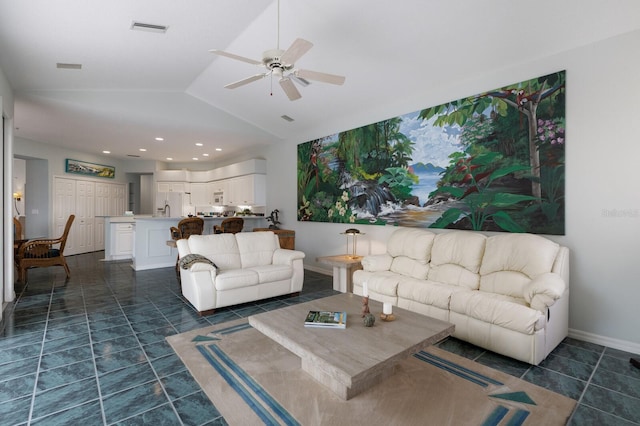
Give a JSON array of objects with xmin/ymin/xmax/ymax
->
[
  {"xmin": 428, "ymin": 231, "xmax": 486, "ymax": 290},
  {"xmin": 480, "ymin": 233, "xmax": 560, "ymax": 298}
]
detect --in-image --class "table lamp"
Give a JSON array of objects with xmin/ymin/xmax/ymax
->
[{"xmin": 341, "ymin": 228, "xmax": 364, "ymax": 259}]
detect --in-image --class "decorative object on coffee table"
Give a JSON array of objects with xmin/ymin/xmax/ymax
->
[
  {"xmin": 380, "ymin": 302, "xmax": 396, "ymax": 321},
  {"xmin": 363, "ymin": 313, "xmax": 375, "ymax": 327},
  {"xmin": 361, "ymin": 282, "xmax": 370, "ymax": 317},
  {"xmin": 631, "ymin": 358, "xmax": 640, "ymax": 369}
]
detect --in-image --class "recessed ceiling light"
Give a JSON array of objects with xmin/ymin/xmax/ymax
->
[
  {"xmin": 166, "ymin": 157, "xmax": 173, "ymax": 161},
  {"xmin": 192, "ymin": 158, "xmax": 199, "ymax": 161},
  {"xmin": 195, "ymin": 142, "xmax": 203, "ymax": 147},
  {"xmin": 139, "ymin": 148, "xmax": 147, "ymax": 152},
  {"xmin": 203, "ymin": 153, "xmax": 209, "ymax": 157},
  {"xmin": 102, "ymin": 150, "xmax": 111, "ymax": 154},
  {"xmin": 155, "ymin": 137, "xmax": 164, "ymax": 141},
  {"xmin": 215, "ymin": 148, "xmax": 222, "ymax": 152}
]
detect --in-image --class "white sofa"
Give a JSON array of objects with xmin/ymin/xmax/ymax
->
[
  {"xmin": 352, "ymin": 228, "xmax": 569, "ymax": 365},
  {"xmin": 176, "ymin": 231, "xmax": 306, "ymax": 315}
]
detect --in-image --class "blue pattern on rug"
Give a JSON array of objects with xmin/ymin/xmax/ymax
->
[
  {"xmin": 415, "ymin": 350, "xmax": 535, "ymax": 426},
  {"xmin": 506, "ymin": 409, "xmax": 530, "ymax": 426},
  {"xmin": 414, "ymin": 351, "xmax": 504, "ymax": 387},
  {"xmin": 490, "ymin": 391, "xmax": 536, "ymax": 405},
  {"xmin": 213, "ymin": 322, "xmax": 253, "ymax": 335},
  {"xmin": 193, "ymin": 323, "xmax": 300, "ymax": 426},
  {"xmin": 209, "ymin": 344, "xmax": 299, "ymax": 426},
  {"xmin": 482, "ymin": 405, "xmax": 509, "ymax": 426},
  {"xmin": 196, "ymin": 345, "xmax": 282, "ymax": 425},
  {"xmin": 192, "ymin": 335, "xmax": 220, "ymax": 342}
]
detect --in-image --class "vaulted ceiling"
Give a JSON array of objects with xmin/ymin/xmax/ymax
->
[{"xmin": 1, "ymin": 0, "xmax": 639, "ymax": 163}]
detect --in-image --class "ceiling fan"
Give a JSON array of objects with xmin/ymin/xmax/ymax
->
[{"xmin": 209, "ymin": 0, "xmax": 345, "ymax": 101}]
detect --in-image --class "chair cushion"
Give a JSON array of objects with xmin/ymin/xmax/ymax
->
[{"xmin": 24, "ymin": 248, "xmax": 60, "ymax": 259}]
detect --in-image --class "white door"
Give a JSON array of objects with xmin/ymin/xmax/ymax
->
[
  {"xmin": 54, "ymin": 178, "xmax": 77, "ymax": 254},
  {"xmin": 75, "ymin": 180, "xmax": 95, "ymax": 253}
]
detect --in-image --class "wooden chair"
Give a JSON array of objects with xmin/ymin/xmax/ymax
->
[
  {"xmin": 170, "ymin": 217, "xmax": 204, "ymax": 271},
  {"xmin": 213, "ymin": 217, "xmax": 244, "ymax": 234},
  {"xmin": 13, "ymin": 217, "xmax": 23, "ymax": 240},
  {"xmin": 16, "ymin": 215, "xmax": 75, "ymax": 282},
  {"xmin": 170, "ymin": 217, "xmax": 205, "ymax": 240}
]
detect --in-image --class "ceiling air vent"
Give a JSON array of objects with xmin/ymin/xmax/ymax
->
[
  {"xmin": 127, "ymin": 154, "xmax": 141, "ymax": 158},
  {"xmin": 281, "ymin": 115, "xmax": 294, "ymax": 122},
  {"xmin": 131, "ymin": 21, "xmax": 168, "ymax": 33},
  {"xmin": 56, "ymin": 63, "xmax": 82, "ymax": 70}
]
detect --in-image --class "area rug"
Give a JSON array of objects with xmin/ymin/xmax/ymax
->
[{"xmin": 167, "ymin": 319, "xmax": 576, "ymax": 425}]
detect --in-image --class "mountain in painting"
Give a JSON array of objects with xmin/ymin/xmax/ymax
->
[{"xmin": 411, "ymin": 162, "xmax": 445, "ymax": 174}]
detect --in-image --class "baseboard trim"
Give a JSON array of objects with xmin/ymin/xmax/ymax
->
[
  {"xmin": 304, "ymin": 265, "xmax": 332, "ymax": 276},
  {"xmin": 568, "ymin": 328, "xmax": 640, "ymax": 355}
]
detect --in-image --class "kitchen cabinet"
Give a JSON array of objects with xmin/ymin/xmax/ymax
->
[
  {"xmin": 111, "ymin": 222, "xmax": 134, "ymax": 259},
  {"xmin": 190, "ymin": 182, "xmax": 212, "ymax": 206},
  {"xmin": 157, "ymin": 182, "xmax": 186, "ymax": 193},
  {"xmin": 227, "ymin": 174, "xmax": 266, "ymax": 206}
]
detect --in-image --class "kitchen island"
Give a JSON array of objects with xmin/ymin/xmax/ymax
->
[{"xmin": 102, "ymin": 215, "xmax": 267, "ymax": 271}]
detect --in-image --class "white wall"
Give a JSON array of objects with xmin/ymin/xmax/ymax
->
[{"xmin": 265, "ymin": 30, "xmax": 640, "ymax": 351}]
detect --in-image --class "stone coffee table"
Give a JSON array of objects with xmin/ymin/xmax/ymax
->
[{"xmin": 248, "ymin": 293, "xmax": 454, "ymax": 400}]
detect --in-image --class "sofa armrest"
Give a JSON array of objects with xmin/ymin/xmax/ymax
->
[
  {"xmin": 524, "ymin": 272, "xmax": 566, "ymax": 312},
  {"xmin": 273, "ymin": 249, "xmax": 306, "ymax": 265},
  {"xmin": 176, "ymin": 239, "xmax": 191, "ymax": 257},
  {"xmin": 361, "ymin": 254, "xmax": 393, "ymax": 272}
]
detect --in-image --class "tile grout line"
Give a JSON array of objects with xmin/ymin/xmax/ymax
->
[
  {"xmin": 25, "ymin": 281, "xmax": 56, "ymax": 426},
  {"xmin": 104, "ymin": 278, "xmax": 185, "ymax": 425},
  {"xmin": 82, "ymin": 283, "xmax": 109, "ymax": 426}
]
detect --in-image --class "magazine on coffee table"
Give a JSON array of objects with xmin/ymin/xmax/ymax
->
[{"xmin": 304, "ymin": 310, "xmax": 347, "ymax": 329}]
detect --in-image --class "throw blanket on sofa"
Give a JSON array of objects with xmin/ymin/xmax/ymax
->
[{"xmin": 179, "ymin": 254, "xmax": 217, "ymax": 270}]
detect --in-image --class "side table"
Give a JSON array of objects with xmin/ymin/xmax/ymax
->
[
  {"xmin": 253, "ymin": 228, "xmax": 295, "ymax": 250},
  {"xmin": 316, "ymin": 254, "xmax": 363, "ymax": 293}
]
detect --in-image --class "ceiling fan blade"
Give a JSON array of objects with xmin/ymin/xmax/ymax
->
[
  {"xmin": 295, "ymin": 69, "xmax": 346, "ymax": 85},
  {"xmin": 210, "ymin": 49, "xmax": 262, "ymax": 65},
  {"xmin": 280, "ymin": 38, "xmax": 313, "ymax": 65},
  {"xmin": 279, "ymin": 77, "xmax": 302, "ymax": 101},
  {"xmin": 290, "ymin": 74, "xmax": 310, "ymax": 87},
  {"xmin": 224, "ymin": 74, "xmax": 266, "ymax": 89}
]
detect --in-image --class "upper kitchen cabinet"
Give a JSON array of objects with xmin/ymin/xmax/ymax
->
[
  {"xmin": 227, "ymin": 174, "xmax": 266, "ymax": 206},
  {"xmin": 157, "ymin": 182, "xmax": 187, "ymax": 193}
]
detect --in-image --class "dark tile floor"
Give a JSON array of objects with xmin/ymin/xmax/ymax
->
[{"xmin": 1, "ymin": 251, "xmax": 639, "ymax": 425}]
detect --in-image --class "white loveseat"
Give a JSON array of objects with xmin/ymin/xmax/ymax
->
[
  {"xmin": 176, "ymin": 231, "xmax": 305, "ymax": 315},
  {"xmin": 352, "ymin": 228, "xmax": 569, "ymax": 365}
]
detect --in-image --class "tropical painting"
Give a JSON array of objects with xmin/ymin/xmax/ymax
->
[{"xmin": 297, "ymin": 71, "xmax": 565, "ymax": 235}]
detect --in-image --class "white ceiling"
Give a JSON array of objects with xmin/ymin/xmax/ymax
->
[{"xmin": 2, "ymin": 0, "xmax": 640, "ymax": 164}]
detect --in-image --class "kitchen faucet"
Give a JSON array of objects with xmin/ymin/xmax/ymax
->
[{"xmin": 163, "ymin": 202, "xmax": 170, "ymax": 217}]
